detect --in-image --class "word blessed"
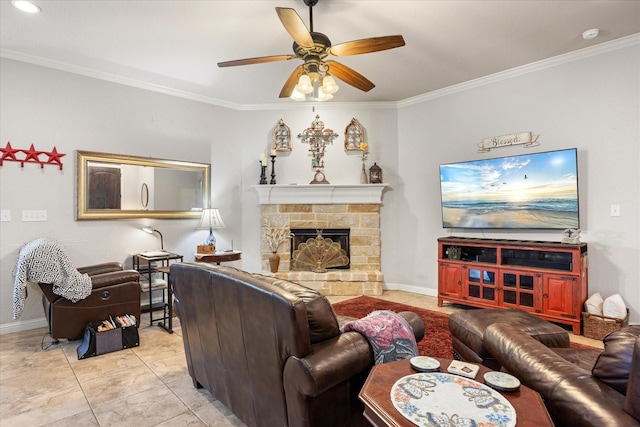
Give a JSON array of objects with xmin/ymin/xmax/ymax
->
[{"xmin": 477, "ymin": 132, "xmax": 539, "ymax": 152}]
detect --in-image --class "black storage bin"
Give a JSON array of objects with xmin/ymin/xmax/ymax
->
[{"xmin": 77, "ymin": 322, "xmax": 139, "ymax": 359}]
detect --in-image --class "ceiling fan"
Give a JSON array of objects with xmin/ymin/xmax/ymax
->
[{"xmin": 217, "ymin": 0, "xmax": 405, "ymax": 100}]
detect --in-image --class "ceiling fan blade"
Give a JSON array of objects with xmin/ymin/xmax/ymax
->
[
  {"xmin": 325, "ymin": 60, "xmax": 375, "ymax": 92},
  {"xmin": 218, "ymin": 54, "xmax": 296, "ymax": 68},
  {"xmin": 276, "ymin": 7, "xmax": 314, "ymax": 48},
  {"xmin": 328, "ymin": 35, "xmax": 405, "ymax": 56},
  {"xmin": 279, "ymin": 64, "xmax": 304, "ymax": 98}
]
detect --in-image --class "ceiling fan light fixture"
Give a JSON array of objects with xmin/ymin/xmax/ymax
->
[
  {"xmin": 296, "ymin": 74, "xmax": 314, "ymax": 94},
  {"xmin": 321, "ymin": 75, "xmax": 339, "ymax": 94}
]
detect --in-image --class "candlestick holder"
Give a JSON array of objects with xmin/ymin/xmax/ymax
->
[
  {"xmin": 259, "ymin": 162, "xmax": 267, "ymax": 184},
  {"xmin": 270, "ymin": 155, "xmax": 277, "ymax": 184}
]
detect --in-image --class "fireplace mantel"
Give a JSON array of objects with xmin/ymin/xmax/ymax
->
[{"xmin": 253, "ymin": 184, "xmax": 388, "ymax": 205}]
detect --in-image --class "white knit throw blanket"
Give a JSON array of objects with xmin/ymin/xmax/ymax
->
[{"xmin": 13, "ymin": 238, "xmax": 92, "ymax": 319}]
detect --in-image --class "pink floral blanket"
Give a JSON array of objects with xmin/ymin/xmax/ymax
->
[{"xmin": 341, "ymin": 310, "xmax": 418, "ymax": 364}]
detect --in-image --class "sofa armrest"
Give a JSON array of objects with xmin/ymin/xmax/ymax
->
[
  {"xmin": 77, "ymin": 262, "xmax": 123, "ymax": 276},
  {"xmin": 398, "ymin": 311, "xmax": 425, "ymax": 342},
  {"xmin": 625, "ymin": 338, "xmax": 640, "ymax": 421},
  {"xmin": 485, "ymin": 323, "xmax": 638, "ymax": 427},
  {"xmin": 90, "ymin": 270, "xmax": 140, "ymax": 290},
  {"xmin": 284, "ymin": 331, "xmax": 372, "ymax": 397}
]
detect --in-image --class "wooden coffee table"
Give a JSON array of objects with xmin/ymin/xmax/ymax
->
[{"xmin": 359, "ymin": 358, "xmax": 554, "ymax": 427}]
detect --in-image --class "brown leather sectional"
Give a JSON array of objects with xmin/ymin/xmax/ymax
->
[
  {"xmin": 170, "ymin": 263, "xmax": 425, "ymax": 427},
  {"xmin": 485, "ymin": 323, "xmax": 640, "ymax": 427}
]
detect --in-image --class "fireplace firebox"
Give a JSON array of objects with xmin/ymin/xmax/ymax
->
[{"xmin": 290, "ymin": 228, "xmax": 350, "ymax": 270}]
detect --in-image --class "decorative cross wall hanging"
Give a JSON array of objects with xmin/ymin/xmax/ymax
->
[
  {"xmin": 0, "ymin": 142, "xmax": 66, "ymax": 170},
  {"xmin": 297, "ymin": 115, "xmax": 338, "ymax": 184}
]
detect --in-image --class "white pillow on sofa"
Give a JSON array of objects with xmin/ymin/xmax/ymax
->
[
  {"xmin": 603, "ymin": 293, "xmax": 627, "ymax": 319},
  {"xmin": 584, "ymin": 292, "xmax": 604, "ymax": 315}
]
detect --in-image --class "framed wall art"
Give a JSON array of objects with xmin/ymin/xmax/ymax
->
[{"xmin": 273, "ymin": 119, "xmax": 292, "ymax": 152}]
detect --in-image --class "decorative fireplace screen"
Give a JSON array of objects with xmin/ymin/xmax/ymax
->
[{"xmin": 290, "ymin": 228, "xmax": 350, "ymax": 272}]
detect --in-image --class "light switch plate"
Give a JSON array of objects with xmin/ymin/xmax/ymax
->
[
  {"xmin": 22, "ymin": 210, "xmax": 48, "ymax": 222},
  {"xmin": 0, "ymin": 210, "xmax": 10, "ymax": 222},
  {"xmin": 610, "ymin": 204, "xmax": 621, "ymax": 217}
]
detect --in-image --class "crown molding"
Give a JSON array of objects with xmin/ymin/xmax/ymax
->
[
  {"xmin": 398, "ymin": 33, "xmax": 640, "ymax": 108},
  {"xmin": 3, "ymin": 33, "xmax": 638, "ymax": 111}
]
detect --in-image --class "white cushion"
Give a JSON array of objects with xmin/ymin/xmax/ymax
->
[
  {"xmin": 584, "ymin": 292, "xmax": 604, "ymax": 315},
  {"xmin": 602, "ymin": 294, "xmax": 627, "ymax": 319}
]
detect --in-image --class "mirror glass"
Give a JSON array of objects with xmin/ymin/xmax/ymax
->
[{"xmin": 77, "ymin": 150, "xmax": 210, "ymax": 220}]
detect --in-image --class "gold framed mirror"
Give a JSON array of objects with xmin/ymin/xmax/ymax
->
[{"xmin": 76, "ymin": 150, "xmax": 210, "ymax": 220}]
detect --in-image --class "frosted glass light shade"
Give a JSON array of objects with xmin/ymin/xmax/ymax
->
[
  {"xmin": 290, "ymin": 88, "xmax": 306, "ymax": 101},
  {"xmin": 295, "ymin": 74, "xmax": 313, "ymax": 94},
  {"xmin": 321, "ymin": 76, "xmax": 339, "ymax": 94},
  {"xmin": 318, "ymin": 89, "xmax": 333, "ymax": 101}
]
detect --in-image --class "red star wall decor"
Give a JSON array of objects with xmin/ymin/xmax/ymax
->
[{"xmin": 0, "ymin": 142, "xmax": 66, "ymax": 170}]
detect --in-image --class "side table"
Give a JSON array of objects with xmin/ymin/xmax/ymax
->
[
  {"xmin": 194, "ymin": 250, "xmax": 241, "ymax": 265},
  {"xmin": 133, "ymin": 251, "xmax": 183, "ymax": 333},
  {"xmin": 359, "ymin": 358, "xmax": 554, "ymax": 427}
]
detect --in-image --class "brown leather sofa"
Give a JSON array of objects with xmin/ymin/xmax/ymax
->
[
  {"xmin": 484, "ymin": 323, "xmax": 640, "ymax": 427},
  {"xmin": 39, "ymin": 262, "xmax": 141, "ymax": 340},
  {"xmin": 171, "ymin": 263, "xmax": 425, "ymax": 427}
]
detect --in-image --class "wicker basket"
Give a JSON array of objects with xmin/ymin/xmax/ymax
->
[{"xmin": 582, "ymin": 309, "xmax": 629, "ymax": 340}]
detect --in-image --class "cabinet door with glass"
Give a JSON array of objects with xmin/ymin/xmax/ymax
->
[
  {"xmin": 500, "ymin": 270, "xmax": 541, "ymax": 312},
  {"xmin": 464, "ymin": 266, "xmax": 498, "ymax": 305}
]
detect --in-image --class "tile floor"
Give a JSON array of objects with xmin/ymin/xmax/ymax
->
[{"xmin": 0, "ymin": 291, "xmax": 603, "ymax": 427}]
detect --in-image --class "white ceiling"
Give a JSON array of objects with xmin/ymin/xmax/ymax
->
[{"xmin": 1, "ymin": 0, "xmax": 639, "ymax": 107}]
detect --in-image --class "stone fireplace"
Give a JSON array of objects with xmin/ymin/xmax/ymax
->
[{"xmin": 255, "ymin": 184, "xmax": 387, "ymax": 296}]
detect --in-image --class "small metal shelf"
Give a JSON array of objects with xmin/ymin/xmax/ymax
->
[{"xmin": 133, "ymin": 251, "xmax": 183, "ymax": 333}]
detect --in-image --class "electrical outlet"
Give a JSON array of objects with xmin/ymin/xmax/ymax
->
[
  {"xmin": 0, "ymin": 210, "xmax": 10, "ymax": 222},
  {"xmin": 22, "ymin": 210, "xmax": 48, "ymax": 222},
  {"xmin": 610, "ymin": 204, "xmax": 621, "ymax": 217}
]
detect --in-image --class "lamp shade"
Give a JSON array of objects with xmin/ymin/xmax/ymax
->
[
  {"xmin": 197, "ymin": 208, "xmax": 226, "ymax": 230},
  {"xmin": 197, "ymin": 208, "xmax": 225, "ymax": 247}
]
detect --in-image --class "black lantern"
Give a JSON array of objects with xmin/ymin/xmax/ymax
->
[{"xmin": 369, "ymin": 162, "xmax": 382, "ymax": 184}]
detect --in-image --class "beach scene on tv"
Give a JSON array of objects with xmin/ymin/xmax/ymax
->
[{"xmin": 440, "ymin": 149, "xmax": 579, "ymax": 229}]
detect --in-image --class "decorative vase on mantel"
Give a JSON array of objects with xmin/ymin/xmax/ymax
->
[
  {"xmin": 269, "ymin": 252, "xmax": 281, "ymax": 273},
  {"xmin": 360, "ymin": 162, "xmax": 368, "ymax": 184}
]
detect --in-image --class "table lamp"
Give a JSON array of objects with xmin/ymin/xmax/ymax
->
[
  {"xmin": 197, "ymin": 208, "xmax": 225, "ymax": 253},
  {"xmin": 142, "ymin": 227, "xmax": 164, "ymax": 250}
]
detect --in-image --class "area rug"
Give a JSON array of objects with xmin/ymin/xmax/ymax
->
[{"xmin": 332, "ymin": 296, "xmax": 595, "ymax": 358}]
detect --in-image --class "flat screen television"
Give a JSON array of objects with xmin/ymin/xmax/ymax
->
[{"xmin": 439, "ymin": 148, "xmax": 579, "ymax": 229}]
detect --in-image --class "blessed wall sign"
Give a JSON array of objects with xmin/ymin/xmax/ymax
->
[{"xmin": 477, "ymin": 132, "xmax": 539, "ymax": 152}]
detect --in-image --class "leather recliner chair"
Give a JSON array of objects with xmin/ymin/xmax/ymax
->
[{"xmin": 39, "ymin": 262, "xmax": 141, "ymax": 340}]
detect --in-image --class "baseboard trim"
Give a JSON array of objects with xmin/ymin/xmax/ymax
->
[
  {"xmin": 383, "ymin": 282, "xmax": 438, "ymax": 297},
  {"xmin": 0, "ymin": 317, "xmax": 48, "ymax": 335}
]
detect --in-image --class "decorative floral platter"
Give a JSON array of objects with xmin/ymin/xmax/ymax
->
[{"xmin": 391, "ymin": 372, "xmax": 516, "ymax": 427}]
